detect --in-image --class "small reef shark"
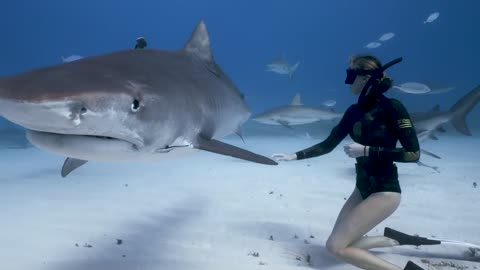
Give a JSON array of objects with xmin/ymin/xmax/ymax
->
[
  {"xmin": 0, "ymin": 20, "xmax": 277, "ymax": 177},
  {"xmin": 266, "ymin": 54, "xmax": 300, "ymax": 79},
  {"xmin": 252, "ymin": 93, "xmax": 343, "ymax": 128},
  {"xmin": 406, "ymin": 85, "xmax": 480, "ymax": 172},
  {"xmin": 411, "ymin": 85, "xmax": 480, "ymax": 139}
]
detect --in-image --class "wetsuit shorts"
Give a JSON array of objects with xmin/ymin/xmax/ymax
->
[{"xmin": 355, "ymin": 162, "xmax": 401, "ymax": 199}]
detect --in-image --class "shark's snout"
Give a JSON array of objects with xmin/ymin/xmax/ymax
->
[
  {"xmin": 0, "ymin": 98, "xmax": 145, "ymax": 150},
  {"xmin": 0, "ymin": 99, "xmax": 87, "ymax": 131}
]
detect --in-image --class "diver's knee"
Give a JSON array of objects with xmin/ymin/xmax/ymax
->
[{"xmin": 326, "ymin": 236, "xmax": 346, "ymax": 257}]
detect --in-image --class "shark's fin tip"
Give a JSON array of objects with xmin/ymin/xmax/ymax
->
[
  {"xmin": 195, "ymin": 137, "xmax": 277, "ymax": 165},
  {"xmin": 61, "ymin": 157, "xmax": 88, "ymax": 177}
]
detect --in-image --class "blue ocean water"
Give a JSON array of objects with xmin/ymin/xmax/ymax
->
[
  {"xmin": 1, "ymin": 3, "xmax": 480, "ymax": 269},
  {"xmin": 0, "ymin": 0, "xmax": 479, "ymax": 135}
]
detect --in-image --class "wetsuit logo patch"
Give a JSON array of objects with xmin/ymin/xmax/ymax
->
[{"xmin": 397, "ymin": 119, "xmax": 412, "ymax": 129}]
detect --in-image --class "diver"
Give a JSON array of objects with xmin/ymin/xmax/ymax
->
[
  {"xmin": 273, "ymin": 55, "xmax": 423, "ymax": 270},
  {"xmin": 135, "ymin": 37, "xmax": 147, "ymax": 49}
]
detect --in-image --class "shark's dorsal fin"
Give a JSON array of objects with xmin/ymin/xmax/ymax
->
[
  {"xmin": 61, "ymin": 157, "xmax": 88, "ymax": 177},
  {"xmin": 184, "ymin": 20, "xmax": 222, "ymax": 76},
  {"xmin": 184, "ymin": 20, "xmax": 214, "ymax": 64},
  {"xmin": 291, "ymin": 93, "xmax": 302, "ymax": 106}
]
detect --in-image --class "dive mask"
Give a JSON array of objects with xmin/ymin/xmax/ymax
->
[{"xmin": 345, "ymin": 69, "xmax": 374, "ymax": 85}]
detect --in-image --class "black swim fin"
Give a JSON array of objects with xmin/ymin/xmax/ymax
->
[
  {"xmin": 404, "ymin": 261, "xmax": 424, "ymax": 270},
  {"xmin": 384, "ymin": 227, "xmax": 441, "ymax": 246}
]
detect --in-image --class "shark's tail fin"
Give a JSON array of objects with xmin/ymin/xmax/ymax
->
[
  {"xmin": 288, "ymin": 62, "xmax": 300, "ymax": 80},
  {"xmin": 449, "ymin": 85, "xmax": 480, "ymax": 136}
]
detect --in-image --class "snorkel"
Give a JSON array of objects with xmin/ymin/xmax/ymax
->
[{"xmin": 345, "ymin": 57, "xmax": 403, "ymax": 107}]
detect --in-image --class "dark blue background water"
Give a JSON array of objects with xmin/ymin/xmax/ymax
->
[{"xmin": 1, "ymin": 0, "xmax": 479, "ymax": 131}]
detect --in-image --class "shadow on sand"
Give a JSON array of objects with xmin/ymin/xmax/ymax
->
[{"xmin": 48, "ymin": 196, "xmax": 209, "ymax": 270}]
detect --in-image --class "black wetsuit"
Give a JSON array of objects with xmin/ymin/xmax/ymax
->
[{"xmin": 295, "ymin": 96, "xmax": 420, "ymax": 199}]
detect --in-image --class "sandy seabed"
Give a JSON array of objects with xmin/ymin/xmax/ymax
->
[{"xmin": 0, "ymin": 125, "xmax": 479, "ymax": 270}]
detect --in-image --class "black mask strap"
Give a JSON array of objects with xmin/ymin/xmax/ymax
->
[{"xmin": 358, "ymin": 57, "xmax": 403, "ymax": 106}]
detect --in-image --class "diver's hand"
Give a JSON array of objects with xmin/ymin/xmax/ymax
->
[
  {"xmin": 272, "ymin": 153, "xmax": 297, "ymax": 161},
  {"xmin": 343, "ymin": 142, "xmax": 369, "ymax": 158}
]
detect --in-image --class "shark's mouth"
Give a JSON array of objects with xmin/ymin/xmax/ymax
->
[
  {"xmin": 92, "ymin": 135, "xmax": 116, "ymax": 140},
  {"xmin": 25, "ymin": 129, "xmax": 195, "ymax": 162},
  {"xmin": 39, "ymin": 131, "xmax": 138, "ymax": 144},
  {"xmin": 27, "ymin": 129, "xmax": 143, "ymax": 156}
]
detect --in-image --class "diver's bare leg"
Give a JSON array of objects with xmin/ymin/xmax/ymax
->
[
  {"xmin": 350, "ymin": 235, "xmax": 400, "ymax": 250},
  {"xmin": 332, "ymin": 189, "xmax": 399, "ymax": 250},
  {"xmin": 333, "ymin": 188, "xmax": 363, "ymax": 228},
  {"xmin": 326, "ymin": 192, "xmax": 402, "ymax": 270},
  {"xmin": 335, "ymin": 190, "xmax": 400, "ymax": 250}
]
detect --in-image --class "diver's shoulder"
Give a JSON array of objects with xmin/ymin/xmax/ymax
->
[
  {"xmin": 343, "ymin": 103, "xmax": 364, "ymax": 117},
  {"xmin": 386, "ymin": 98, "xmax": 407, "ymax": 110},
  {"xmin": 345, "ymin": 103, "xmax": 361, "ymax": 113}
]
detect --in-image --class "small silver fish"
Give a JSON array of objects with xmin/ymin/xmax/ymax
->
[
  {"xmin": 61, "ymin": 55, "xmax": 84, "ymax": 63},
  {"xmin": 424, "ymin": 12, "xmax": 440, "ymax": 24},
  {"xmin": 323, "ymin": 99, "xmax": 336, "ymax": 107},
  {"xmin": 379, "ymin": 32, "xmax": 395, "ymax": 42},
  {"xmin": 365, "ymin": 42, "xmax": 382, "ymax": 49}
]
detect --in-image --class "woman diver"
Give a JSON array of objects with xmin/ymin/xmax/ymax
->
[{"xmin": 273, "ymin": 55, "xmax": 423, "ymax": 270}]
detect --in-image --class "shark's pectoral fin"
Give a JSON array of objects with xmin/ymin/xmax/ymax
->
[
  {"xmin": 436, "ymin": 126, "xmax": 446, "ymax": 133},
  {"xmin": 421, "ymin": 149, "xmax": 441, "ymax": 159},
  {"xmin": 277, "ymin": 120, "xmax": 293, "ymax": 129},
  {"xmin": 235, "ymin": 130, "xmax": 245, "ymax": 143},
  {"xmin": 195, "ymin": 137, "xmax": 277, "ymax": 165},
  {"xmin": 416, "ymin": 160, "xmax": 440, "ymax": 173},
  {"xmin": 61, "ymin": 158, "xmax": 88, "ymax": 177}
]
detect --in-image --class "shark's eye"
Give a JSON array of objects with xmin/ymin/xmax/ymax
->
[{"xmin": 131, "ymin": 99, "xmax": 141, "ymax": 112}]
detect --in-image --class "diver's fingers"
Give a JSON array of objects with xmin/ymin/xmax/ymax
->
[
  {"xmin": 272, "ymin": 153, "xmax": 287, "ymax": 161},
  {"xmin": 272, "ymin": 153, "xmax": 294, "ymax": 161}
]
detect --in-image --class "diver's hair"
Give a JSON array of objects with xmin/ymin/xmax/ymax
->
[{"xmin": 349, "ymin": 54, "xmax": 394, "ymax": 93}]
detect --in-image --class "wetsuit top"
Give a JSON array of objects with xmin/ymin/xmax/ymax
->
[{"xmin": 295, "ymin": 96, "xmax": 420, "ymax": 165}]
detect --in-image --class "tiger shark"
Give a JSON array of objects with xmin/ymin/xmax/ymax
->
[{"xmin": 0, "ymin": 20, "xmax": 277, "ymax": 177}]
